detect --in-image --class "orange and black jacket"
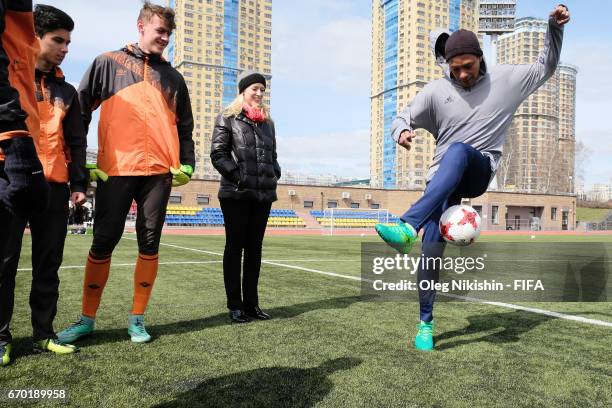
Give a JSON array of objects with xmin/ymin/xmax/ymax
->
[
  {"xmin": 0, "ymin": 0, "xmax": 39, "ymax": 148},
  {"xmin": 78, "ymin": 43, "xmax": 195, "ymax": 176},
  {"xmin": 35, "ymin": 67, "xmax": 87, "ymax": 192}
]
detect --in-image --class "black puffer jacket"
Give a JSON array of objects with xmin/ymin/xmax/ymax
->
[{"xmin": 210, "ymin": 112, "xmax": 281, "ymax": 202}]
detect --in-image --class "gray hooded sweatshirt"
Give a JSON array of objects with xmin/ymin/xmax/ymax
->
[
  {"xmin": 392, "ymin": 18, "xmax": 564, "ymax": 182},
  {"xmin": 430, "ymin": 27, "xmax": 450, "ymax": 75}
]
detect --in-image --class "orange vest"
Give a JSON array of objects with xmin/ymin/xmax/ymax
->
[{"xmin": 35, "ymin": 67, "xmax": 72, "ymax": 182}]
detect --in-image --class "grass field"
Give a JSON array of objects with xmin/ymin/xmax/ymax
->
[
  {"xmin": 576, "ymin": 207, "xmax": 611, "ymax": 222},
  {"xmin": 3, "ymin": 233, "xmax": 612, "ymax": 407}
]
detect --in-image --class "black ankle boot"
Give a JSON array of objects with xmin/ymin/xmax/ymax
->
[
  {"xmin": 229, "ymin": 309, "xmax": 251, "ymax": 323},
  {"xmin": 243, "ymin": 306, "xmax": 271, "ymax": 320}
]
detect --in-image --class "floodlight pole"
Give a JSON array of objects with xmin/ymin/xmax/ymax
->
[{"xmin": 490, "ymin": 33, "xmax": 499, "ymax": 66}]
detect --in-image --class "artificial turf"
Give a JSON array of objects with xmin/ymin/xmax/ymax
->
[{"xmin": 2, "ymin": 233, "xmax": 611, "ymax": 407}]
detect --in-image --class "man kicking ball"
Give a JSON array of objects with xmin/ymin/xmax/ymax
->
[{"xmin": 375, "ymin": 5, "xmax": 570, "ymax": 350}]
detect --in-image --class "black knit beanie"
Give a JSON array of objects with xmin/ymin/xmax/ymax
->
[
  {"xmin": 444, "ymin": 29, "xmax": 483, "ymax": 62},
  {"xmin": 238, "ymin": 71, "xmax": 266, "ymax": 94}
]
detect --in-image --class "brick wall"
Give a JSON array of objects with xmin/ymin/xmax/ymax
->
[{"xmin": 171, "ymin": 180, "xmax": 576, "ymax": 230}]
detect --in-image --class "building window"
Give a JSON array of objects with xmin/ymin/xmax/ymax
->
[
  {"xmin": 169, "ymin": 195, "xmax": 182, "ymax": 204},
  {"xmin": 327, "ymin": 201, "xmax": 338, "ymax": 209},
  {"xmin": 371, "ymin": 203, "xmax": 380, "ymax": 209},
  {"xmin": 551, "ymin": 207, "xmax": 557, "ymax": 221},
  {"xmin": 473, "ymin": 205, "xmax": 482, "ymax": 216},
  {"xmin": 350, "ymin": 202, "xmax": 360, "ymax": 209},
  {"xmin": 492, "ymin": 205, "xmax": 499, "ymax": 224},
  {"xmin": 303, "ymin": 200, "xmax": 314, "ymax": 208},
  {"xmin": 197, "ymin": 195, "xmax": 210, "ymax": 205}
]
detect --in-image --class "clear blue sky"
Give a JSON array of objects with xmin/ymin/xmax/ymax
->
[{"xmin": 42, "ymin": 0, "xmax": 610, "ymax": 188}]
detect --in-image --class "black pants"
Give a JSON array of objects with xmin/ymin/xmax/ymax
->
[
  {"xmin": 220, "ymin": 198, "xmax": 271, "ymax": 310},
  {"xmin": 0, "ymin": 183, "xmax": 69, "ymax": 344},
  {"xmin": 91, "ymin": 174, "xmax": 172, "ymax": 257}
]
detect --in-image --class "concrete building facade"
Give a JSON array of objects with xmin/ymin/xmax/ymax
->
[{"xmin": 171, "ymin": 179, "xmax": 576, "ymax": 230}]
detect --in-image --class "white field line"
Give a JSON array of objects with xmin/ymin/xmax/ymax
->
[
  {"xmin": 17, "ymin": 259, "xmax": 356, "ymax": 272},
  {"xmin": 259, "ymin": 259, "xmax": 359, "ymax": 262},
  {"xmin": 437, "ymin": 293, "xmax": 612, "ymax": 327},
  {"xmin": 119, "ymin": 237, "xmax": 612, "ymax": 328},
  {"xmin": 17, "ymin": 260, "xmax": 222, "ymax": 271}
]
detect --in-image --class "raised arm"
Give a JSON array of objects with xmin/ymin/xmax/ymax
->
[
  {"xmin": 0, "ymin": 1, "xmax": 30, "ymax": 140},
  {"xmin": 513, "ymin": 5, "xmax": 569, "ymax": 100},
  {"xmin": 0, "ymin": 1, "xmax": 49, "ymax": 217}
]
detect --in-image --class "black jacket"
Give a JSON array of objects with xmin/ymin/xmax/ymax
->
[{"xmin": 210, "ymin": 112, "xmax": 280, "ymax": 202}]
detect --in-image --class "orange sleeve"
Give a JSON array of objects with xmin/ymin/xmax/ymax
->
[{"xmin": 0, "ymin": 1, "xmax": 39, "ymax": 143}]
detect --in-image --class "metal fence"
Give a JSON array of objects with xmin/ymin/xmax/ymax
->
[{"xmin": 585, "ymin": 222, "xmax": 612, "ymax": 231}]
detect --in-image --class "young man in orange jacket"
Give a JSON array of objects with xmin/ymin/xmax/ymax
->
[
  {"xmin": 0, "ymin": 0, "xmax": 54, "ymax": 367},
  {"xmin": 0, "ymin": 0, "xmax": 48, "ymax": 215},
  {"xmin": 58, "ymin": 1, "xmax": 195, "ymax": 344},
  {"xmin": 0, "ymin": 4, "xmax": 86, "ymax": 366}
]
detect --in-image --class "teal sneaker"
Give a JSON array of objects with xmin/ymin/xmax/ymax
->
[
  {"xmin": 33, "ymin": 339, "xmax": 78, "ymax": 355},
  {"xmin": 57, "ymin": 315, "xmax": 95, "ymax": 343},
  {"xmin": 375, "ymin": 222, "xmax": 418, "ymax": 254},
  {"xmin": 1, "ymin": 343, "xmax": 12, "ymax": 367},
  {"xmin": 415, "ymin": 321, "xmax": 434, "ymax": 351},
  {"xmin": 128, "ymin": 314, "xmax": 151, "ymax": 343}
]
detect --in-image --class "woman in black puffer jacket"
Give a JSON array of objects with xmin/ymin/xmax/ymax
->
[{"xmin": 210, "ymin": 71, "xmax": 280, "ymax": 323}]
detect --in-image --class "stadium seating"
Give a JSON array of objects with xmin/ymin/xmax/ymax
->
[
  {"xmin": 267, "ymin": 209, "xmax": 306, "ymax": 227},
  {"xmin": 310, "ymin": 210, "xmax": 401, "ymax": 228},
  {"xmin": 164, "ymin": 206, "xmax": 305, "ymax": 227}
]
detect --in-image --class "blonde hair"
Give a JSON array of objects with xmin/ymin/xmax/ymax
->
[
  {"xmin": 222, "ymin": 93, "xmax": 272, "ymax": 121},
  {"xmin": 139, "ymin": 1, "xmax": 176, "ymax": 31}
]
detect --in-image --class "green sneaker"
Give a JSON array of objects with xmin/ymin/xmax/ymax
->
[
  {"xmin": 33, "ymin": 339, "xmax": 78, "ymax": 354},
  {"xmin": 415, "ymin": 321, "xmax": 434, "ymax": 351},
  {"xmin": 375, "ymin": 222, "xmax": 418, "ymax": 254},
  {"xmin": 57, "ymin": 315, "xmax": 95, "ymax": 343},
  {"xmin": 128, "ymin": 314, "xmax": 151, "ymax": 343},
  {"xmin": 1, "ymin": 344, "xmax": 12, "ymax": 366}
]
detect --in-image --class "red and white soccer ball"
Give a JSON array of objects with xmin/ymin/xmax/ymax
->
[{"xmin": 439, "ymin": 205, "xmax": 481, "ymax": 246}]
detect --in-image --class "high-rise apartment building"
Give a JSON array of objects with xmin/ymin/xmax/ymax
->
[
  {"xmin": 370, "ymin": 0, "xmax": 479, "ymax": 189},
  {"xmin": 558, "ymin": 63, "xmax": 578, "ymax": 193},
  {"xmin": 496, "ymin": 17, "xmax": 577, "ymax": 193},
  {"xmin": 166, "ymin": 0, "xmax": 272, "ymax": 179}
]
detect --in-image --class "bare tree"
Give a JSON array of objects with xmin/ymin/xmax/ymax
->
[
  {"xmin": 540, "ymin": 140, "xmax": 560, "ymax": 193},
  {"xmin": 574, "ymin": 139, "xmax": 591, "ymax": 186},
  {"xmin": 497, "ymin": 131, "xmax": 518, "ymax": 190}
]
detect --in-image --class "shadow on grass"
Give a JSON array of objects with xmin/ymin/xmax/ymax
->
[
  {"xmin": 435, "ymin": 310, "xmax": 554, "ymax": 351},
  {"xmin": 152, "ymin": 357, "xmax": 362, "ymax": 408},
  {"xmin": 70, "ymin": 295, "xmax": 369, "ymax": 347},
  {"xmin": 562, "ymin": 253, "xmax": 609, "ymax": 301}
]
